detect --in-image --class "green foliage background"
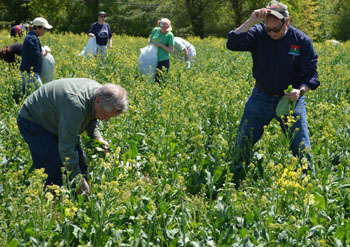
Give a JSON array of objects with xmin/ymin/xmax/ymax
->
[
  {"xmin": 0, "ymin": 0, "xmax": 350, "ymax": 41},
  {"xmin": 1, "ymin": 30, "xmax": 350, "ymax": 246}
]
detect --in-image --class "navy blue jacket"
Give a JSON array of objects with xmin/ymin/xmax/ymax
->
[
  {"xmin": 227, "ymin": 24, "xmax": 320, "ymax": 96},
  {"xmin": 88, "ymin": 22, "xmax": 112, "ymax": 46},
  {"xmin": 20, "ymin": 31, "xmax": 42, "ymax": 73}
]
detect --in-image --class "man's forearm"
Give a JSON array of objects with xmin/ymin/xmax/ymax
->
[{"xmin": 234, "ymin": 18, "xmax": 256, "ymax": 33}]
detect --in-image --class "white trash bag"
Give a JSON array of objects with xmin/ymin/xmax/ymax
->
[
  {"xmin": 40, "ymin": 52, "xmax": 55, "ymax": 84},
  {"xmin": 138, "ymin": 44, "xmax": 158, "ymax": 78},
  {"xmin": 79, "ymin": 36, "xmax": 97, "ymax": 57}
]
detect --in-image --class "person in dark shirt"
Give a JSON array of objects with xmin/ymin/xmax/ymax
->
[
  {"xmin": 10, "ymin": 25, "xmax": 23, "ymax": 37},
  {"xmin": 0, "ymin": 43, "xmax": 23, "ymax": 63},
  {"xmin": 19, "ymin": 17, "xmax": 52, "ymax": 95},
  {"xmin": 226, "ymin": 0, "xmax": 320, "ymax": 185},
  {"xmin": 88, "ymin": 11, "xmax": 113, "ymax": 61}
]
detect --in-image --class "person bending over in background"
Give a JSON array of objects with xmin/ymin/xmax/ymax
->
[
  {"xmin": 174, "ymin": 37, "xmax": 196, "ymax": 68},
  {"xmin": 0, "ymin": 43, "xmax": 23, "ymax": 64},
  {"xmin": 226, "ymin": 1, "xmax": 320, "ymax": 186},
  {"xmin": 19, "ymin": 17, "xmax": 52, "ymax": 95},
  {"xmin": 10, "ymin": 25, "xmax": 24, "ymax": 37},
  {"xmin": 17, "ymin": 78, "xmax": 128, "ymax": 194},
  {"xmin": 88, "ymin": 11, "xmax": 113, "ymax": 61},
  {"xmin": 148, "ymin": 18, "xmax": 174, "ymax": 85}
]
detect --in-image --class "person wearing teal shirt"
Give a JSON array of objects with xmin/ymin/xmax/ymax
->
[{"xmin": 148, "ymin": 18, "xmax": 174, "ymax": 84}]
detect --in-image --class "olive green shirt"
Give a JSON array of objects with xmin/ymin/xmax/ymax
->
[{"xmin": 19, "ymin": 78, "xmax": 102, "ymax": 178}]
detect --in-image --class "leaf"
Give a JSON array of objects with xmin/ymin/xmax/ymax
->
[
  {"xmin": 314, "ymin": 192, "xmax": 326, "ymax": 209},
  {"xmin": 338, "ymin": 184, "xmax": 350, "ymax": 189},
  {"xmin": 335, "ymin": 225, "xmax": 345, "ymax": 242},
  {"xmin": 284, "ymin": 84, "xmax": 293, "ymax": 93},
  {"xmin": 239, "ymin": 228, "xmax": 248, "ymax": 238},
  {"xmin": 334, "ymin": 237, "xmax": 343, "ymax": 247},
  {"xmin": 72, "ymin": 224, "xmax": 83, "ymax": 239},
  {"xmin": 276, "ymin": 96, "xmax": 291, "ymax": 117},
  {"xmin": 169, "ymin": 141, "xmax": 176, "ymax": 156},
  {"xmin": 8, "ymin": 239, "xmax": 19, "ymax": 247},
  {"xmin": 298, "ymin": 226, "xmax": 309, "ymax": 238},
  {"xmin": 130, "ymin": 141, "xmax": 139, "ymax": 157}
]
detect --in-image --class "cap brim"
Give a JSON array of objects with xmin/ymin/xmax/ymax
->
[
  {"xmin": 268, "ymin": 10, "xmax": 284, "ymax": 19},
  {"xmin": 44, "ymin": 24, "xmax": 53, "ymax": 29}
]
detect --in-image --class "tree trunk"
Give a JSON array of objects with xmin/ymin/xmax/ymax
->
[
  {"xmin": 230, "ymin": 0, "xmax": 244, "ymax": 27},
  {"xmin": 185, "ymin": 0, "xmax": 205, "ymax": 38}
]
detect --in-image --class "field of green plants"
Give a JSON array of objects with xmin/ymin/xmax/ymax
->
[{"xmin": 1, "ymin": 30, "xmax": 350, "ymax": 246}]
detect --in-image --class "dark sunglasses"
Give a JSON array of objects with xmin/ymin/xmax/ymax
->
[
  {"xmin": 265, "ymin": 19, "xmax": 285, "ymax": 33},
  {"xmin": 99, "ymin": 15, "xmax": 106, "ymax": 18}
]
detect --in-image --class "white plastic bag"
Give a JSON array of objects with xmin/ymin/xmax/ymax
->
[
  {"xmin": 138, "ymin": 44, "xmax": 158, "ymax": 78},
  {"xmin": 40, "ymin": 53, "xmax": 55, "ymax": 84},
  {"xmin": 78, "ymin": 36, "xmax": 97, "ymax": 57}
]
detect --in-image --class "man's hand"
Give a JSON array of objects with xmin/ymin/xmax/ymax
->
[
  {"xmin": 285, "ymin": 85, "xmax": 309, "ymax": 102},
  {"xmin": 235, "ymin": 8, "xmax": 269, "ymax": 33},
  {"xmin": 284, "ymin": 89, "xmax": 300, "ymax": 102},
  {"xmin": 250, "ymin": 8, "xmax": 270, "ymax": 24},
  {"xmin": 77, "ymin": 178, "xmax": 90, "ymax": 195},
  {"xmin": 97, "ymin": 137, "xmax": 109, "ymax": 150},
  {"xmin": 88, "ymin": 33, "xmax": 95, "ymax": 38}
]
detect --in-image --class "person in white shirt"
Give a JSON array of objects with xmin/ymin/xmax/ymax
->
[{"xmin": 173, "ymin": 37, "xmax": 196, "ymax": 68}]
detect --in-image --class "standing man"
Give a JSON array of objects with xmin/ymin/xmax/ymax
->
[
  {"xmin": 88, "ymin": 11, "xmax": 113, "ymax": 61},
  {"xmin": 226, "ymin": 1, "xmax": 320, "ymax": 184},
  {"xmin": 20, "ymin": 17, "xmax": 52, "ymax": 95},
  {"xmin": 174, "ymin": 37, "xmax": 196, "ymax": 68},
  {"xmin": 17, "ymin": 78, "xmax": 128, "ymax": 194}
]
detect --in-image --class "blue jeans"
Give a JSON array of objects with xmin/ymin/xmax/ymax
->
[
  {"xmin": 21, "ymin": 71, "xmax": 43, "ymax": 95},
  {"xmin": 17, "ymin": 116, "xmax": 87, "ymax": 186},
  {"xmin": 96, "ymin": 44, "xmax": 107, "ymax": 61},
  {"xmin": 233, "ymin": 87, "xmax": 313, "ymax": 175}
]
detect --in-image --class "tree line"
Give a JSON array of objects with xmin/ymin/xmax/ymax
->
[{"xmin": 1, "ymin": 0, "xmax": 349, "ymax": 41}]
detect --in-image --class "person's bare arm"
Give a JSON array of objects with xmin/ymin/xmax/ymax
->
[{"xmin": 235, "ymin": 8, "xmax": 270, "ymax": 33}]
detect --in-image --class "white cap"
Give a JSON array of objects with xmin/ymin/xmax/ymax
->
[{"xmin": 32, "ymin": 17, "xmax": 53, "ymax": 29}]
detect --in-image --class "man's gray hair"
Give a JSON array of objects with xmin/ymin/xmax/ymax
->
[{"xmin": 95, "ymin": 83, "xmax": 128, "ymax": 113}]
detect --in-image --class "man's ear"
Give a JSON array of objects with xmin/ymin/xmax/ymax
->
[
  {"xmin": 95, "ymin": 97, "xmax": 101, "ymax": 104},
  {"xmin": 286, "ymin": 17, "xmax": 290, "ymax": 25}
]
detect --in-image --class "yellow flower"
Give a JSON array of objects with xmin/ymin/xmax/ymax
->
[
  {"xmin": 304, "ymin": 193, "xmax": 315, "ymax": 205},
  {"xmin": 65, "ymin": 207, "xmax": 77, "ymax": 218},
  {"xmin": 97, "ymin": 193, "xmax": 103, "ymax": 200},
  {"xmin": 45, "ymin": 192, "xmax": 54, "ymax": 201}
]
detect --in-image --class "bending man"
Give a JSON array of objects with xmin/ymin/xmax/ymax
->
[{"xmin": 17, "ymin": 78, "xmax": 128, "ymax": 194}]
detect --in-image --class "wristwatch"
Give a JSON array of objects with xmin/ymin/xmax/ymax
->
[{"xmin": 299, "ymin": 88, "xmax": 305, "ymax": 98}]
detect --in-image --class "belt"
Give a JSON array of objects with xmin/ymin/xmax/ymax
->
[{"xmin": 255, "ymin": 84, "xmax": 283, "ymax": 98}]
